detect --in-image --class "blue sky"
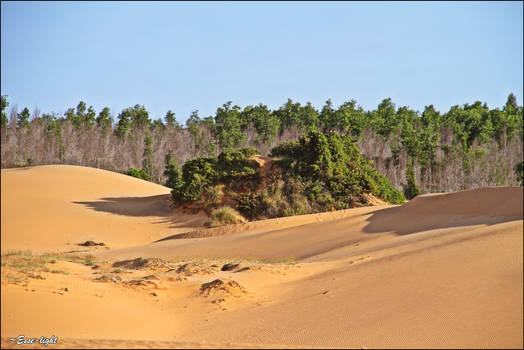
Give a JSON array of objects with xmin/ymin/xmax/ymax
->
[{"xmin": 1, "ymin": 1, "xmax": 522, "ymax": 123}]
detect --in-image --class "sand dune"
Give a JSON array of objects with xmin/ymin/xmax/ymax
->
[
  {"xmin": 1, "ymin": 165, "xmax": 207, "ymax": 252},
  {"xmin": 95, "ymin": 187, "xmax": 522, "ymax": 262},
  {"xmin": 1, "ymin": 165, "xmax": 522, "ymax": 348}
]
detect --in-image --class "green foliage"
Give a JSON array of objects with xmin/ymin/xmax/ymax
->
[
  {"xmin": 365, "ymin": 167, "xmax": 405, "ymax": 204},
  {"xmin": 171, "ymin": 147, "xmax": 261, "ymax": 204},
  {"xmin": 274, "ymin": 99, "xmax": 302, "ymax": 132},
  {"xmin": 217, "ymin": 148, "xmax": 260, "ymax": 184},
  {"xmin": 185, "ymin": 110, "xmax": 217, "ymax": 156},
  {"xmin": 172, "ymin": 157, "xmax": 219, "ymax": 202},
  {"xmin": 319, "ymin": 99, "xmax": 337, "ymax": 132},
  {"xmin": 115, "ymin": 104, "xmax": 151, "ymax": 139},
  {"xmin": 142, "ymin": 132, "xmax": 154, "ymax": 178},
  {"xmin": 404, "ymin": 159, "xmax": 421, "ymax": 199},
  {"xmin": 165, "ymin": 110, "xmax": 180, "ymax": 129},
  {"xmin": 269, "ymin": 130, "xmax": 405, "ymax": 210},
  {"xmin": 17, "ymin": 107, "xmax": 31, "ymax": 129},
  {"xmin": 41, "ymin": 113, "xmax": 65, "ymax": 162},
  {"xmin": 1, "ymin": 95, "xmax": 9, "ymax": 129},
  {"xmin": 151, "ymin": 119, "xmax": 164, "ymax": 130},
  {"xmin": 64, "ymin": 101, "xmax": 96, "ymax": 130},
  {"xmin": 370, "ymin": 98, "xmax": 399, "ymax": 138},
  {"xmin": 3, "ymin": 94, "xmax": 522, "ymax": 197},
  {"xmin": 201, "ymin": 185, "xmax": 224, "ymax": 206},
  {"xmin": 229, "ymin": 130, "xmax": 405, "ymax": 219},
  {"xmin": 270, "ymin": 140, "xmax": 301, "ymax": 158},
  {"xmin": 336, "ymin": 100, "xmax": 366, "ymax": 137},
  {"xmin": 96, "ymin": 107, "xmax": 112, "ymax": 133},
  {"xmin": 240, "ymin": 104, "xmax": 280, "ymax": 143},
  {"xmin": 115, "ymin": 110, "xmax": 131, "ymax": 139},
  {"xmin": 163, "ymin": 153, "xmax": 183, "ymax": 189},
  {"xmin": 213, "ymin": 102, "xmax": 246, "ymax": 149},
  {"xmin": 125, "ymin": 168, "xmax": 152, "ymax": 181}
]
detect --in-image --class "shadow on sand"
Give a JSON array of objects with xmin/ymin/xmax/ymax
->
[
  {"xmin": 73, "ymin": 194, "xmax": 207, "ymax": 229},
  {"xmin": 74, "ymin": 194, "xmax": 172, "ymax": 217},
  {"xmin": 362, "ymin": 188, "xmax": 523, "ymax": 235},
  {"xmin": 361, "ymin": 205, "xmax": 520, "ymax": 236}
]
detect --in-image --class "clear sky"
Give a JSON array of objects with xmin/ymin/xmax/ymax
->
[{"xmin": 1, "ymin": 1, "xmax": 522, "ymax": 124}]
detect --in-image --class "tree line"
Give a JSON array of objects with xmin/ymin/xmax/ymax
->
[{"xmin": 1, "ymin": 94, "xmax": 522, "ymax": 193}]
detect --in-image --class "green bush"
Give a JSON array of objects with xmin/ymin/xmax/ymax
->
[
  {"xmin": 217, "ymin": 148, "xmax": 260, "ymax": 189},
  {"xmin": 172, "ymin": 131, "xmax": 405, "ymax": 220},
  {"xmin": 364, "ymin": 165, "xmax": 405, "ymax": 204},
  {"xmin": 404, "ymin": 159, "xmax": 421, "ymax": 199},
  {"xmin": 268, "ymin": 130, "xmax": 404, "ymax": 207},
  {"xmin": 163, "ymin": 154, "xmax": 184, "ymax": 189},
  {"xmin": 125, "ymin": 168, "xmax": 151, "ymax": 181},
  {"xmin": 171, "ymin": 148, "xmax": 261, "ymax": 204}
]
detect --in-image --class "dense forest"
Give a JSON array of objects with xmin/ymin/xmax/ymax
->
[{"xmin": 1, "ymin": 94, "xmax": 522, "ymax": 197}]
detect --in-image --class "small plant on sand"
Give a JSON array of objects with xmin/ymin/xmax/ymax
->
[
  {"xmin": 205, "ymin": 206, "xmax": 247, "ymax": 227},
  {"xmin": 82, "ymin": 255, "xmax": 96, "ymax": 266}
]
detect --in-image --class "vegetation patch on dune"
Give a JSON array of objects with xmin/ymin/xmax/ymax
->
[
  {"xmin": 205, "ymin": 207, "xmax": 248, "ymax": 227},
  {"xmin": 1, "ymin": 251, "xmax": 98, "ymax": 285},
  {"xmin": 167, "ymin": 130, "xmax": 404, "ymax": 221}
]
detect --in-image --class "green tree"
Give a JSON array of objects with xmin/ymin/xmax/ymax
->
[
  {"xmin": 115, "ymin": 105, "xmax": 151, "ymax": 138},
  {"xmin": 115, "ymin": 109, "xmax": 132, "ymax": 139},
  {"xmin": 96, "ymin": 107, "xmax": 112, "ymax": 133},
  {"xmin": 370, "ymin": 98, "xmax": 398, "ymax": 138},
  {"xmin": 151, "ymin": 119, "xmax": 164, "ymax": 130},
  {"xmin": 336, "ymin": 100, "xmax": 366, "ymax": 137},
  {"xmin": 186, "ymin": 110, "xmax": 206, "ymax": 152},
  {"xmin": 506, "ymin": 93, "xmax": 518, "ymax": 110},
  {"xmin": 17, "ymin": 107, "xmax": 31, "ymax": 129},
  {"xmin": 64, "ymin": 101, "xmax": 96, "ymax": 130},
  {"xmin": 213, "ymin": 102, "xmax": 245, "ymax": 150},
  {"xmin": 165, "ymin": 110, "xmax": 180, "ymax": 129},
  {"xmin": 142, "ymin": 131, "xmax": 154, "ymax": 178},
  {"xmin": 240, "ymin": 104, "xmax": 280, "ymax": 143},
  {"xmin": 1, "ymin": 95, "xmax": 9, "ymax": 129},
  {"xmin": 42, "ymin": 112, "xmax": 65, "ymax": 162},
  {"xmin": 299, "ymin": 102, "xmax": 320, "ymax": 132},
  {"xmin": 274, "ymin": 99, "xmax": 302, "ymax": 132},
  {"xmin": 129, "ymin": 104, "xmax": 151, "ymax": 129},
  {"xmin": 319, "ymin": 99, "xmax": 337, "ymax": 132},
  {"xmin": 404, "ymin": 159, "xmax": 420, "ymax": 199},
  {"xmin": 84, "ymin": 106, "xmax": 96, "ymax": 129},
  {"xmin": 163, "ymin": 153, "xmax": 184, "ymax": 190}
]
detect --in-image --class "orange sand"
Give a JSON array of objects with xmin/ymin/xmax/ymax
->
[{"xmin": 1, "ymin": 165, "xmax": 522, "ymax": 348}]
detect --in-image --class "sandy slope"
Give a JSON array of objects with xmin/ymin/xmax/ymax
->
[
  {"xmin": 1, "ymin": 165, "xmax": 523, "ymax": 348},
  {"xmin": 1, "ymin": 165, "xmax": 207, "ymax": 252},
  {"xmin": 94, "ymin": 187, "xmax": 522, "ymax": 262}
]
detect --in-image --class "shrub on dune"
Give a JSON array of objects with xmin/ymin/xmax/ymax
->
[
  {"xmin": 124, "ymin": 167, "xmax": 151, "ymax": 181},
  {"xmin": 205, "ymin": 206, "xmax": 247, "ymax": 227}
]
